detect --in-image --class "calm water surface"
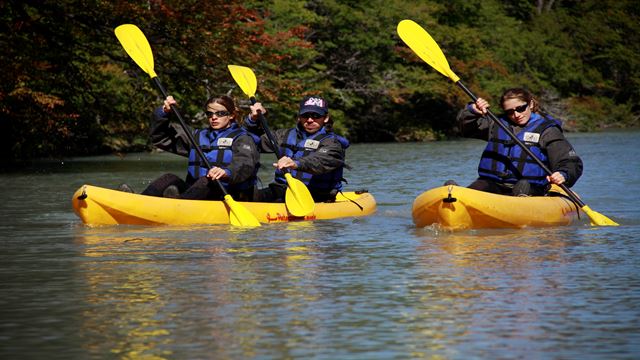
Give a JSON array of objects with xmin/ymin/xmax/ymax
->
[{"xmin": 1, "ymin": 131, "xmax": 639, "ymax": 359}]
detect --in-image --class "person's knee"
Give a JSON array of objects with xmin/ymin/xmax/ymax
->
[
  {"xmin": 311, "ymin": 189, "xmax": 338, "ymax": 203},
  {"xmin": 268, "ymin": 183, "xmax": 286, "ymax": 202},
  {"xmin": 233, "ymin": 186, "xmax": 258, "ymax": 202},
  {"xmin": 469, "ymin": 179, "xmax": 490, "ymax": 191}
]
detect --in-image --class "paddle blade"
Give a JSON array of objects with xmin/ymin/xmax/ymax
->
[
  {"xmin": 228, "ymin": 65, "xmax": 257, "ymax": 98},
  {"xmin": 284, "ymin": 173, "xmax": 315, "ymax": 217},
  {"xmin": 114, "ymin": 24, "xmax": 157, "ymax": 78},
  {"xmin": 223, "ymin": 194, "xmax": 261, "ymax": 227},
  {"xmin": 581, "ymin": 205, "xmax": 619, "ymax": 226},
  {"xmin": 397, "ymin": 19, "xmax": 460, "ymax": 83}
]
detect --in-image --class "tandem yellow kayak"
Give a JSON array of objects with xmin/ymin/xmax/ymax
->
[
  {"xmin": 412, "ymin": 184, "xmax": 582, "ymax": 230},
  {"xmin": 72, "ymin": 184, "xmax": 376, "ymax": 227}
]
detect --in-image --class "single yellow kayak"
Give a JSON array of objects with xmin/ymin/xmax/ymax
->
[
  {"xmin": 412, "ymin": 185, "xmax": 581, "ymax": 230},
  {"xmin": 72, "ymin": 184, "xmax": 376, "ymax": 227}
]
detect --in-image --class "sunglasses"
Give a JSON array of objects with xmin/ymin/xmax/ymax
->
[
  {"xmin": 299, "ymin": 112, "xmax": 324, "ymax": 120},
  {"xmin": 205, "ymin": 110, "xmax": 231, "ymax": 118},
  {"xmin": 504, "ymin": 103, "xmax": 529, "ymax": 116}
]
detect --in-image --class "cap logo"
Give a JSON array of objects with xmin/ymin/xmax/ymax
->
[{"xmin": 304, "ymin": 97, "xmax": 325, "ymax": 108}]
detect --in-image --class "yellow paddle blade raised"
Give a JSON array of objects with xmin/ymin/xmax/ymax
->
[
  {"xmin": 581, "ymin": 205, "xmax": 619, "ymax": 226},
  {"xmin": 284, "ymin": 173, "xmax": 315, "ymax": 217},
  {"xmin": 228, "ymin": 65, "xmax": 258, "ymax": 98},
  {"xmin": 396, "ymin": 19, "xmax": 460, "ymax": 83},
  {"xmin": 114, "ymin": 24, "xmax": 157, "ymax": 78},
  {"xmin": 223, "ymin": 195, "xmax": 261, "ymax": 227}
]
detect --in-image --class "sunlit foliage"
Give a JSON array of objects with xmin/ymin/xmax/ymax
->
[{"xmin": 1, "ymin": 0, "xmax": 638, "ymax": 161}]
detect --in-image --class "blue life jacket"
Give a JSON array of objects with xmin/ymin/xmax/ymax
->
[
  {"xmin": 478, "ymin": 113, "xmax": 562, "ymax": 186},
  {"xmin": 275, "ymin": 127, "xmax": 347, "ymax": 191},
  {"xmin": 187, "ymin": 123, "xmax": 259, "ymax": 191}
]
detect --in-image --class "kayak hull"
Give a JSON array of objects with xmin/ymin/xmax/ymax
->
[
  {"xmin": 73, "ymin": 184, "xmax": 376, "ymax": 226},
  {"xmin": 412, "ymin": 185, "xmax": 581, "ymax": 230}
]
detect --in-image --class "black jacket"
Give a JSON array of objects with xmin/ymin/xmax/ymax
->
[{"xmin": 243, "ymin": 117, "xmax": 345, "ymax": 176}]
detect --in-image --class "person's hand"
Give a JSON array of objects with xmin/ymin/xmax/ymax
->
[
  {"xmin": 274, "ymin": 156, "xmax": 297, "ymax": 170},
  {"xmin": 547, "ymin": 171, "xmax": 566, "ymax": 185},
  {"xmin": 163, "ymin": 96, "xmax": 177, "ymax": 113},
  {"xmin": 249, "ymin": 102, "xmax": 267, "ymax": 120},
  {"xmin": 472, "ymin": 97, "xmax": 490, "ymax": 115},
  {"xmin": 207, "ymin": 167, "xmax": 228, "ymax": 180}
]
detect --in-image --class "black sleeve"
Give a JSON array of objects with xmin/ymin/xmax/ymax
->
[
  {"xmin": 541, "ymin": 127, "xmax": 583, "ymax": 187},
  {"xmin": 457, "ymin": 104, "xmax": 493, "ymax": 140},
  {"xmin": 242, "ymin": 116, "xmax": 285, "ymax": 154},
  {"xmin": 296, "ymin": 137, "xmax": 345, "ymax": 175},
  {"xmin": 226, "ymin": 134, "xmax": 261, "ymax": 185},
  {"xmin": 149, "ymin": 106, "xmax": 194, "ymax": 157},
  {"xmin": 257, "ymin": 129, "xmax": 289, "ymax": 154},
  {"xmin": 243, "ymin": 116, "xmax": 263, "ymax": 136}
]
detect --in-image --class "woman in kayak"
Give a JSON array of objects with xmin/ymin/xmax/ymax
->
[
  {"xmin": 120, "ymin": 95, "xmax": 260, "ymax": 201},
  {"xmin": 456, "ymin": 88, "xmax": 583, "ymax": 196},
  {"xmin": 244, "ymin": 95, "xmax": 348, "ymax": 202}
]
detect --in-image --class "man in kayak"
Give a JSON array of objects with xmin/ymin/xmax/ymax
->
[
  {"xmin": 244, "ymin": 95, "xmax": 348, "ymax": 202},
  {"xmin": 456, "ymin": 88, "xmax": 583, "ymax": 196},
  {"xmin": 119, "ymin": 95, "xmax": 261, "ymax": 201}
]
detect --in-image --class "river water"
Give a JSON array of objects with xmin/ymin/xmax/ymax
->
[{"xmin": 1, "ymin": 131, "xmax": 639, "ymax": 359}]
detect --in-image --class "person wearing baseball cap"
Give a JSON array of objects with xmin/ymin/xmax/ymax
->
[{"xmin": 244, "ymin": 95, "xmax": 349, "ymax": 202}]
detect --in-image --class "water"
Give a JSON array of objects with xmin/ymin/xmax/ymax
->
[{"xmin": 1, "ymin": 131, "xmax": 639, "ymax": 359}]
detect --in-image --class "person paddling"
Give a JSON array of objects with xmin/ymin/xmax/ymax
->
[
  {"xmin": 455, "ymin": 88, "xmax": 583, "ymax": 196},
  {"xmin": 120, "ymin": 95, "xmax": 260, "ymax": 201},
  {"xmin": 244, "ymin": 95, "xmax": 348, "ymax": 202}
]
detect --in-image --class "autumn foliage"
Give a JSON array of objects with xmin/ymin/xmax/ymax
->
[{"xmin": 1, "ymin": 0, "xmax": 638, "ymax": 162}]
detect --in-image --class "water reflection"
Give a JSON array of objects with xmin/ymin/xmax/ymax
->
[
  {"xmin": 430, "ymin": 228, "xmax": 572, "ymax": 265},
  {"xmin": 405, "ymin": 227, "xmax": 621, "ymax": 357},
  {"xmin": 75, "ymin": 226, "xmax": 241, "ymax": 358},
  {"xmin": 73, "ymin": 223, "xmax": 346, "ymax": 358}
]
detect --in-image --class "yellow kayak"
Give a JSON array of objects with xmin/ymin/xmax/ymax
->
[
  {"xmin": 412, "ymin": 184, "xmax": 581, "ymax": 230},
  {"xmin": 72, "ymin": 184, "xmax": 376, "ymax": 226}
]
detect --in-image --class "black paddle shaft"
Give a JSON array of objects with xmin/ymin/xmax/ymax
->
[
  {"xmin": 456, "ymin": 81, "xmax": 586, "ymax": 207},
  {"xmin": 152, "ymin": 77, "xmax": 230, "ymax": 196},
  {"xmin": 249, "ymin": 97, "xmax": 285, "ymax": 159}
]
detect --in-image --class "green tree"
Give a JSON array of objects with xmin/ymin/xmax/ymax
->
[{"xmin": 2, "ymin": 0, "xmax": 638, "ymax": 163}]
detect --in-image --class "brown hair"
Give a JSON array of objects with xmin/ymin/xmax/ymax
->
[
  {"xmin": 205, "ymin": 95, "xmax": 238, "ymax": 121},
  {"xmin": 500, "ymin": 88, "xmax": 539, "ymax": 113}
]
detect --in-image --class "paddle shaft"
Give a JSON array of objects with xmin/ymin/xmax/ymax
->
[
  {"xmin": 456, "ymin": 81, "xmax": 587, "ymax": 207},
  {"xmin": 152, "ymin": 77, "xmax": 231, "ymax": 196},
  {"xmin": 249, "ymin": 97, "xmax": 286, "ymax": 159}
]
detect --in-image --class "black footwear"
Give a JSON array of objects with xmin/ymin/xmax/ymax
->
[
  {"xmin": 512, "ymin": 180, "xmax": 531, "ymax": 196},
  {"xmin": 443, "ymin": 179, "xmax": 459, "ymax": 186},
  {"xmin": 118, "ymin": 183, "xmax": 134, "ymax": 193},
  {"xmin": 162, "ymin": 185, "xmax": 180, "ymax": 198}
]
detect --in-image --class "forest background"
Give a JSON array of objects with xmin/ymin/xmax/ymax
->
[{"xmin": 2, "ymin": 0, "xmax": 639, "ymax": 163}]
